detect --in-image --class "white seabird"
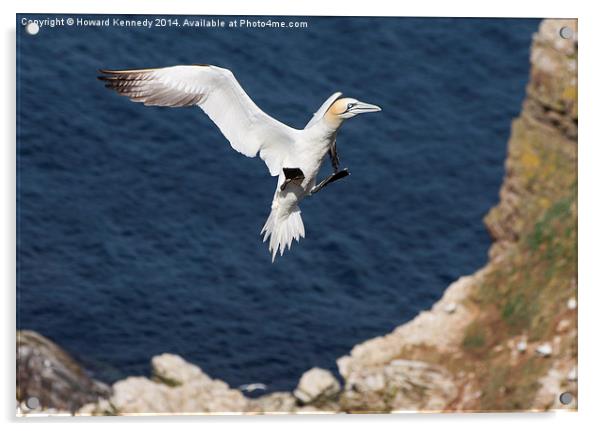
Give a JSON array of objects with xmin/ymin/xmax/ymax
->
[
  {"xmin": 99, "ymin": 65, "xmax": 381, "ymax": 261},
  {"xmin": 238, "ymin": 382, "xmax": 268, "ymax": 393}
]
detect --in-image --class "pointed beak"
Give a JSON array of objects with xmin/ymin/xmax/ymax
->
[{"xmin": 352, "ymin": 101, "xmax": 382, "ymax": 114}]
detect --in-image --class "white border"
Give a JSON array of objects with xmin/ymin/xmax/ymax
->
[{"xmin": 3, "ymin": 1, "xmax": 600, "ymax": 430}]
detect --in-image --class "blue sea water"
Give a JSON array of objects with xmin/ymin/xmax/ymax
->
[{"xmin": 17, "ymin": 15, "xmax": 540, "ymax": 392}]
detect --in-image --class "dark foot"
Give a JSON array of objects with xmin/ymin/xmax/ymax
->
[
  {"xmin": 310, "ymin": 168, "xmax": 349, "ymax": 195},
  {"xmin": 281, "ymin": 167, "xmax": 305, "ymax": 191}
]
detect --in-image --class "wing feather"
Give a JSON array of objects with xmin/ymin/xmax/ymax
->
[
  {"xmin": 99, "ymin": 65, "xmax": 296, "ymax": 176},
  {"xmin": 304, "ymin": 92, "xmax": 342, "ymax": 129}
]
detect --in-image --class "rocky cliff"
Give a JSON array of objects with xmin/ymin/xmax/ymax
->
[
  {"xmin": 17, "ymin": 330, "xmax": 110, "ymax": 414},
  {"xmin": 335, "ymin": 18, "xmax": 578, "ymax": 413},
  {"xmin": 17, "ymin": 18, "xmax": 577, "ymax": 416}
]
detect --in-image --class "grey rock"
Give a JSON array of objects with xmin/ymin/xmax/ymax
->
[
  {"xmin": 17, "ymin": 330, "xmax": 110, "ymax": 413},
  {"xmin": 86, "ymin": 354, "xmax": 248, "ymax": 414},
  {"xmin": 340, "ymin": 359, "xmax": 458, "ymax": 412},
  {"xmin": 247, "ymin": 392, "xmax": 297, "ymax": 413},
  {"xmin": 293, "ymin": 367, "xmax": 340, "ymax": 405},
  {"xmin": 151, "ymin": 353, "xmax": 210, "ymax": 386}
]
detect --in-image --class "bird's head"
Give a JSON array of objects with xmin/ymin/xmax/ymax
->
[{"xmin": 326, "ymin": 97, "xmax": 382, "ymax": 121}]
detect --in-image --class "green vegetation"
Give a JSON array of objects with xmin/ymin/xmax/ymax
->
[
  {"xmin": 501, "ymin": 293, "xmax": 536, "ymax": 335},
  {"xmin": 479, "ymin": 357, "xmax": 546, "ymax": 411},
  {"xmin": 462, "ymin": 321, "xmax": 488, "ymax": 354},
  {"xmin": 465, "ymin": 184, "xmax": 576, "ymax": 410}
]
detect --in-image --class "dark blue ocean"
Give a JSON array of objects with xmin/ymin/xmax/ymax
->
[{"xmin": 17, "ymin": 15, "xmax": 540, "ymax": 392}]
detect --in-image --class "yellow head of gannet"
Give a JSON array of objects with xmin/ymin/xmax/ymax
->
[{"xmin": 321, "ymin": 97, "xmax": 381, "ymax": 129}]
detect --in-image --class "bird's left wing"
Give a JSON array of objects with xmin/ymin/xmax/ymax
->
[
  {"xmin": 99, "ymin": 65, "xmax": 295, "ymax": 176},
  {"xmin": 305, "ymin": 92, "xmax": 342, "ymax": 129}
]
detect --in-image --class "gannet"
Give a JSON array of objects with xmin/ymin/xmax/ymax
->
[
  {"xmin": 238, "ymin": 382, "xmax": 268, "ymax": 393},
  {"xmin": 99, "ymin": 65, "xmax": 381, "ymax": 261}
]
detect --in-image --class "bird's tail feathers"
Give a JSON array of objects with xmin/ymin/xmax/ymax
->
[{"xmin": 261, "ymin": 206, "xmax": 305, "ymax": 262}]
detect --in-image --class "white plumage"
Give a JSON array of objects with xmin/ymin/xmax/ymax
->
[{"xmin": 100, "ymin": 64, "xmax": 381, "ymax": 261}]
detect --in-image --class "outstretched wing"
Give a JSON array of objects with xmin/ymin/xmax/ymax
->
[{"xmin": 99, "ymin": 65, "xmax": 296, "ymax": 176}]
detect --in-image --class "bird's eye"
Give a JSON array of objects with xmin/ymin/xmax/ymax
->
[{"xmin": 347, "ymin": 103, "xmax": 354, "ymax": 110}]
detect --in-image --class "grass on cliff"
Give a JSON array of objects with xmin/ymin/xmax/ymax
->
[
  {"xmin": 462, "ymin": 186, "xmax": 576, "ymax": 411},
  {"xmin": 477, "ymin": 190, "xmax": 576, "ymax": 340}
]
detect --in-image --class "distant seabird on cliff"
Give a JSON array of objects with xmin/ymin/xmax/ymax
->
[{"xmin": 99, "ymin": 65, "xmax": 381, "ymax": 261}]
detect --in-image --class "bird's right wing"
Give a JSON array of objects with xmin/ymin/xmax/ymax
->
[{"xmin": 99, "ymin": 65, "xmax": 296, "ymax": 176}]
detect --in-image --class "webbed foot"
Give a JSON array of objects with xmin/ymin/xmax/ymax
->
[
  {"xmin": 310, "ymin": 168, "xmax": 349, "ymax": 195},
  {"xmin": 281, "ymin": 167, "xmax": 305, "ymax": 191}
]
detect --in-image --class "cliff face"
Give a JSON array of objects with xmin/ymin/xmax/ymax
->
[
  {"xmin": 336, "ymin": 18, "xmax": 577, "ymax": 412},
  {"xmin": 486, "ymin": 19, "xmax": 577, "ymax": 251},
  {"xmin": 17, "ymin": 18, "xmax": 577, "ymax": 415}
]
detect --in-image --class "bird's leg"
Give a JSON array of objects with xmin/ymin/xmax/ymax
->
[
  {"xmin": 310, "ymin": 169, "xmax": 349, "ymax": 195},
  {"xmin": 310, "ymin": 141, "xmax": 349, "ymax": 195},
  {"xmin": 330, "ymin": 142, "xmax": 341, "ymax": 173}
]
